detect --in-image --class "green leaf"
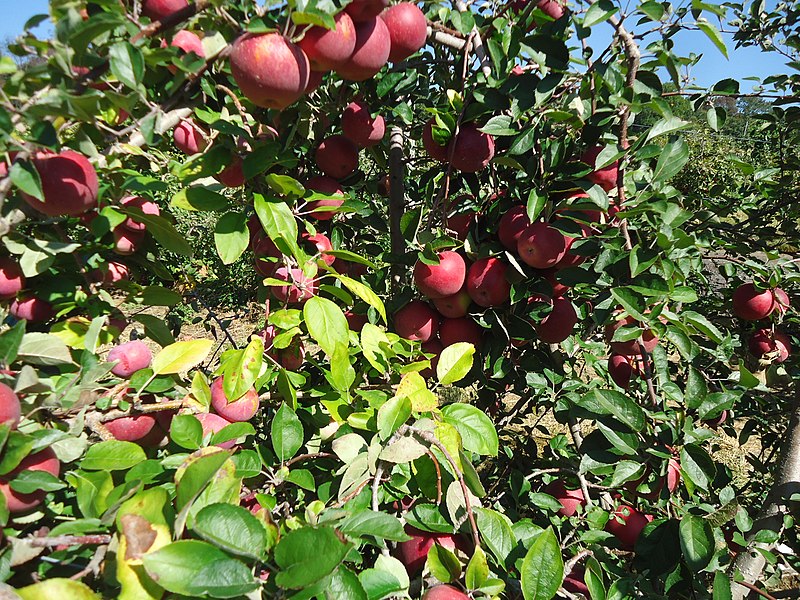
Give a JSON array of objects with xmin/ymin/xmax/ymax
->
[
  {"xmin": 394, "ymin": 372, "xmax": 438, "ymax": 412},
  {"xmin": 377, "ymin": 395, "xmax": 412, "ymax": 441},
  {"xmin": 175, "ymin": 449, "xmax": 233, "ymax": 512},
  {"xmin": 152, "ymin": 340, "xmax": 213, "ymax": 375},
  {"xmin": 474, "ymin": 508, "xmax": 515, "ymax": 565},
  {"xmin": 339, "ymin": 511, "xmax": 410, "ymax": 542},
  {"xmin": 121, "ymin": 210, "xmax": 193, "ymax": 256},
  {"xmin": 653, "ymin": 138, "xmax": 690, "ymax": 183},
  {"xmin": 441, "ymin": 404, "xmax": 499, "ymax": 456},
  {"xmin": 679, "ymin": 515, "xmax": 714, "ymax": 571},
  {"xmin": 254, "ymin": 195, "xmax": 302, "ymax": 261},
  {"xmin": 465, "ymin": 546, "xmax": 489, "ymax": 589},
  {"xmin": 271, "ymin": 403, "xmax": 303, "ymax": 462},
  {"xmin": 520, "ymin": 527, "xmax": 563, "ymax": 600},
  {"xmin": 170, "ymin": 414, "xmax": 204, "ymax": 450},
  {"xmin": 584, "ymin": 0, "xmax": 618, "ymax": 27},
  {"xmin": 9, "ymin": 470, "xmax": 66, "ymax": 493},
  {"xmin": 142, "ymin": 540, "xmax": 259, "ymax": 598},
  {"xmin": 81, "ymin": 440, "xmax": 147, "ymax": 471},
  {"xmin": 436, "ymin": 342, "xmax": 475, "ymax": 385},
  {"xmin": 109, "ymin": 41, "xmax": 144, "ymax": 89},
  {"xmin": 576, "ymin": 389, "xmax": 646, "ymax": 431},
  {"xmin": 426, "ymin": 543, "xmax": 461, "ymax": 583},
  {"xmin": 337, "ymin": 275, "xmax": 386, "ymax": 323},
  {"xmin": 479, "ymin": 115, "xmax": 516, "ymax": 136},
  {"xmin": 645, "ymin": 116, "xmax": 690, "ymax": 141},
  {"xmin": 265, "ymin": 174, "xmax": 305, "ymax": 197},
  {"xmin": 707, "ymin": 107, "xmax": 726, "ymax": 131},
  {"xmin": 680, "ymin": 445, "xmax": 716, "ymax": 491},
  {"xmin": 10, "ymin": 160, "xmax": 43, "ymax": 201},
  {"xmin": 214, "ymin": 212, "xmax": 249, "ymax": 265},
  {"xmin": 696, "ymin": 19, "xmax": 728, "ymax": 58},
  {"xmin": 712, "ymin": 571, "xmax": 732, "ymax": 600},
  {"xmin": 303, "ymin": 296, "xmax": 349, "ymax": 357},
  {"xmin": 193, "ymin": 503, "xmax": 268, "ymax": 559},
  {"xmin": 17, "ymin": 332, "xmax": 72, "ymax": 366},
  {"xmin": 274, "ymin": 526, "xmax": 350, "ymax": 589}
]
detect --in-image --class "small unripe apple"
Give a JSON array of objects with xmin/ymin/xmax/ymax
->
[
  {"xmin": 0, "ymin": 258, "xmax": 24, "ymax": 299},
  {"xmin": 581, "ymin": 145, "xmax": 619, "ymax": 192},
  {"xmin": 142, "ymin": 0, "xmax": 188, "ymax": 21},
  {"xmin": 335, "ymin": 17, "xmax": 391, "ymax": 81},
  {"xmin": 749, "ymin": 328, "xmax": 791, "ymax": 363},
  {"xmin": 732, "ymin": 283, "xmax": 775, "ymax": 321},
  {"xmin": 173, "ymin": 120, "xmax": 207, "ymax": 154},
  {"xmin": 517, "ymin": 222, "xmax": 569, "ymax": 268},
  {"xmin": 210, "ymin": 376, "xmax": 260, "ymax": 422},
  {"xmin": 105, "ymin": 415, "xmax": 157, "ymax": 442},
  {"xmin": 120, "ymin": 196, "xmax": 160, "ymax": 232},
  {"xmin": 498, "ymin": 205, "xmax": 531, "ymax": 251},
  {"xmin": 413, "ymin": 251, "xmax": 466, "ymax": 299},
  {"xmin": 342, "ymin": 100, "xmax": 385, "ymax": 148},
  {"xmin": 439, "ymin": 317, "xmax": 482, "ymax": 348},
  {"xmin": 195, "ymin": 412, "xmax": 236, "ymax": 449},
  {"xmin": 108, "ymin": 340, "xmax": 153, "ymax": 378},
  {"xmin": 306, "ymin": 175, "xmax": 345, "ymax": 220},
  {"xmin": 381, "ymin": 3, "xmax": 428, "ymax": 62},
  {"xmin": 0, "ymin": 383, "xmax": 21, "ymax": 428},
  {"xmin": 10, "ymin": 296, "xmax": 55, "ymax": 323},
  {"xmin": 544, "ymin": 479, "xmax": 585, "ymax": 516},
  {"xmin": 298, "ymin": 11, "xmax": 357, "ymax": 71},
  {"xmin": 605, "ymin": 314, "xmax": 659, "ymax": 356},
  {"xmin": 316, "ymin": 135, "xmax": 360, "ymax": 180},
  {"xmin": 0, "ymin": 448, "xmax": 60, "ymax": 513},
  {"xmin": 450, "ymin": 123, "xmax": 495, "ymax": 173},
  {"xmin": 21, "ymin": 150, "xmax": 98, "ymax": 217},
  {"xmin": 394, "ymin": 300, "xmax": 439, "ymax": 342},
  {"xmin": 466, "ymin": 257, "xmax": 510, "ymax": 307},
  {"xmin": 432, "ymin": 287, "xmax": 471, "ymax": 319},
  {"xmin": 605, "ymin": 504, "xmax": 651, "ymax": 550},
  {"xmin": 395, "ymin": 525, "xmax": 459, "ymax": 575}
]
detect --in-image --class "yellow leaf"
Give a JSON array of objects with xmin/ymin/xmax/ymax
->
[
  {"xmin": 395, "ymin": 372, "xmax": 438, "ymax": 412},
  {"xmin": 151, "ymin": 340, "xmax": 213, "ymax": 375}
]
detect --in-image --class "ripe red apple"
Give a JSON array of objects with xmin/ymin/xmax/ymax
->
[
  {"xmin": 533, "ymin": 296, "xmax": 577, "ymax": 344},
  {"xmin": 173, "ymin": 120, "xmax": 207, "ymax": 154},
  {"xmin": 544, "ymin": 479, "xmax": 586, "ymax": 516},
  {"xmin": 120, "ymin": 196, "xmax": 160, "ymax": 231},
  {"xmin": 498, "ymin": 205, "xmax": 531, "ymax": 251},
  {"xmin": 195, "ymin": 412, "xmax": 236, "ymax": 449},
  {"xmin": 443, "ymin": 196, "xmax": 477, "ymax": 240},
  {"xmin": 99, "ymin": 261, "xmax": 130, "ymax": 284},
  {"xmin": 108, "ymin": 340, "xmax": 153, "ymax": 378},
  {"xmin": 142, "ymin": 0, "xmax": 189, "ymax": 21},
  {"xmin": 269, "ymin": 266, "xmax": 318, "ymax": 305},
  {"xmin": 315, "ymin": 135, "xmax": 360, "ymax": 179},
  {"xmin": 210, "ymin": 376, "xmax": 260, "ymax": 422},
  {"xmin": 10, "ymin": 296, "xmax": 55, "ymax": 323},
  {"xmin": 306, "ymin": 175, "xmax": 345, "ymax": 220},
  {"xmin": 276, "ymin": 340, "xmax": 305, "ymax": 371},
  {"xmin": 230, "ymin": 33, "xmax": 310, "ymax": 110},
  {"xmin": 466, "ymin": 257, "xmax": 510, "ymax": 307},
  {"xmin": 344, "ymin": 310, "xmax": 369, "ymax": 332},
  {"xmin": 394, "ymin": 300, "xmax": 439, "ymax": 342},
  {"xmin": 605, "ymin": 314, "xmax": 659, "ymax": 356},
  {"xmin": 542, "ymin": 269, "xmax": 569, "ymax": 297},
  {"xmin": 413, "ymin": 251, "xmax": 466, "ymax": 299},
  {"xmin": 422, "ymin": 118, "xmax": 449, "ymax": 162},
  {"xmin": 163, "ymin": 29, "xmax": 205, "ymax": 73},
  {"xmin": 301, "ymin": 232, "xmax": 336, "ymax": 266},
  {"xmin": 732, "ymin": 283, "xmax": 775, "ymax": 321},
  {"xmin": 253, "ymin": 236, "xmax": 281, "ymax": 277},
  {"xmin": 773, "ymin": 287, "xmax": 790, "ymax": 315},
  {"xmin": 563, "ymin": 565, "xmax": 589, "ymax": 595},
  {"xmin": 105, "ymin": 415, "xmax": 157, "ymax": 442},
  {"xmin": 335, "ymin": 17, "xmax": 391, "ymax": 81},
  {"xmin": 113, "ymin": 227, "xmax": 146, "ymax": 256},
  {"xmin": 306, "ymin": 69, "xmax": 324, "ymax": 93},
  {"xmin": 0, "ymin": 258, "xmax": 24, "ymax": 299},
  {"xmin": 608, "ymin": 353, "xmax": 639, "ymax": 389},
  {"xmin": 216, "ymin": 157, "xmax": 246, "ymax": 188},
  {"xmin": 20, "ymin": 150, "xmax": 98, "ymax": 217},
  {"xmin": 298, "ymin": 12, "xmax": 357, "ymax": 71},
  {"xmin": 422, "ymin": 585, "xmax": 469, "ymax": 600},
  {"xmin": 0, "ymin": 383, "xmax": 21, "ymax": 428},
  {"xmin": 420, "ymin": 338, "xmax": 443, "ymax": 377},
  {"xmin": 581, "ymin": 145, "xmax": 619, "ymax": 192},
  {"xmin": 450, "ymin": 124, "xmax": 495, "ymax": 173},
  {"xmin": 605, "ymin": 504, "xmax": 651, "ymax": 550},
  {"xmin": 342, "ymin": 100, "xmax": 385, "ymax": 148},
  {"xmin": 345, "ymin": 0, "xmax": 390, "ymax": 22},
  {"xmin": 439, "ymin": 317, "xmax": 482, "ymax": 348},
  {"xmin": 396, "ymin": 525, "xmax": 458, "ymax": 575},
  {"xmin": 0, "ymin": 448, "xmax": 60, "ymax": 513},
  {"xmin": 749, "ymin": 328, "xmax": 791, "ymax": 363},
  {"xmin": 517, "ymin": 222, "xmax": 569, "ymax": 268},
  {"xmin": 433, "ymin": 287, "xmax": 471, "ymax": 319},
  {"xmin": 381, "ymin": 3, "xmax": 428, "ymax": 62}
]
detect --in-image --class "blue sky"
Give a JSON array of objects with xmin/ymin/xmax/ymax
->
[{"xmin": 0, "ymin": 0, "xmax": 791, "ymax": 92}]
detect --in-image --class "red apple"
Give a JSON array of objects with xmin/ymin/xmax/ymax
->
[
  {"xmin": 173, "ymin": 120, "xmax": 207, "ymax": 154},
  {"xmin": 413, "ymin": 251, "xmax": 466, "ymax": 299},
  {"xmin": 0, "ymin": 383, "xmax": 21, "ymax": 428},
  {"xmin": 105, "ymin": 415, "xmax": 157, "ymax": 442},
  {"xmin": 581, "ymin": 145, "xmax": 619, "ymax": 192},
  {"xmin": 450, "ymin": 123, "xmax": 495, "ymax": 173},
  {"xmin": 532, "ymin": 296, "xmax": 577, "ymax": 344},
  {"xmin": 422, "ymin": 118, "xmax": 449, "ymax": 162},
  {"xmin": 394, "ymin": 300, "xmax": 439, "ymax": 342},
  {"xmin": 216, "ymin": 157, "xmax": 246, "ymax": 188},
  {"xmin": 306, "ymin": 69, "xmax": 324, "ymax": 93},
  {"xmin": 544, "ymin": 479, "xmax": 586, "ymax": 517},
  {"xmin": 381, "ymin": 3, "xmax": 428, "ymax": 62},
  {"xmin": 20, "ymin": 150, "xmax": 98, "ymax": 217},
  {"xmin": 269, "ymin": 266, "xmax": 318, "ymax": 305},
  {"xmin": 608, "ymin": 353, "xmax": 639, "ymax": 389},
  {"xmin": 301, "ymin": 232, "xmax": 336, "ymax": 266},
  {"xmin": 443, "ymin": 196, "xmax": 477, "ymax": 240},
  {"xmin": 345, "ymin": 0, "xmax": 390, "ymax": 22},
  {"xmin": 396, "ymin": 525, "xmax": 458, "ymax": 575},
  {"xmin": 99, "ymin": 261, "xmax": 130, "ymax": 284},
  {"xmin": 432, "ymin": 287, "xmax": 471, "ymax": 319},
  {"xmin": 210, "ymin": 376, "xmax": 260, "ymax": 422},
  {"xmin": 605, "ymin": 314, "xmax": 659, "ymax": 356},
  {"xmin": 466, "ymin": 257, "xmax": 510, "ymax": 307},
  {"xmin": 108, "ymin": 340, "xmax": 153, "ymax": 378},
  {"xmin": 335, "ymin": 17, "xmax": 391, "ymax": 81},
  {"xmin": 563, "ymin": 565, "xmax": 589, "ymax": 595},
  {"xmin": 420, "ymin": 338, "xmax": 443, "ymax": 378},
  {"xmin": 703, "ymin": 410, "xmax": 728, "ymax": 429},
  {"xmin": 517, "ymin": 222, "xmax": 569, "ymax": 268},
  {"xmin": 230, "ymin": 33, "xmax": 310, "ymax": 110},
  {"xmin": 342, "ymin": 100, "xmax": 385, "ymax": 148},
  {"xmin": 498, "ymin": 205, "xmax": 531, "ymax": 251},
  {"xmin": 0, "ymin": 258, "xmax": 24, "ymax": 299},
  {"xmin": 253, "ymin": 236, "xmax": 282, "ymax": 277},
  {"xmin": 315, "ymin": 135, "xmax": 359, "ymax": 179},
  {"xmin": 163, "ymin": 29, "xmax": 204, "ymax": 73},
  {"xmin": 344, "ymin": 310, "xmax": 369, "ymax": 332},
  {"xmin": 605, "ymin": 504, "xmax": 651, "ymax": 550},
  {"xmin": 119, "ymin": 196, "xmax": 160, "ymax": 232},
  {"xmin": 773, "ymin": 287, "xmax": 791, "ymax": 315},
  {"xmin": 306, "ymin": 175, "xmax": 345, "ymax": 220},
  {"xmin": 439, "ymin": 317, "xmax": 482, "ymax": 348},
  {"xmin": 142, "ymin": 0, "xmax": 189, "ymax": 21},
  {"xmin": 195, "ymin": 412, "xmax": 236, "ymax": 449},
  {"xmin": 749, "ymin": 328, "xmax": 791, "ymax": 363},
  {"xmin": 0, "ymin": 448, "xmax": 60, "ymax": 513},
  {"xmin": 422, "ymin": 585, "xmax": 469, "ymax": 600},
  {"xmin": 298, "ymin": 11, "xmax": 357, "ymax": 71},
  {"xmin": 10, "ymin": 296, "xmax": 55, "ymax": 323},
  {"xmin": 113, "ymin": 227, "xmax": 146, "ymax": 255},
  {"xmin": 732, "ymin": 283, "xmax": 775, "ymax": 321},
  {"xmin": 542, "ymin": 269, "xmax": 569, "ymax": 297}
]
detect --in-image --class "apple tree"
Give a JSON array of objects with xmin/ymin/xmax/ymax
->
[{"xmin": 0, "ymin": 0, "xmax": 797, "ymax": 598}]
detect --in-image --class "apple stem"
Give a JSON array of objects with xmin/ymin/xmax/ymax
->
[{"xmin": 24, "ymin": 534, "xmax": 112, "ymax": 548}]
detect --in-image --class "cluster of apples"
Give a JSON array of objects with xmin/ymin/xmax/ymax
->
[{"xmin": 732, "ymin": 282, "xmax": 792, "ymax": 363}]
